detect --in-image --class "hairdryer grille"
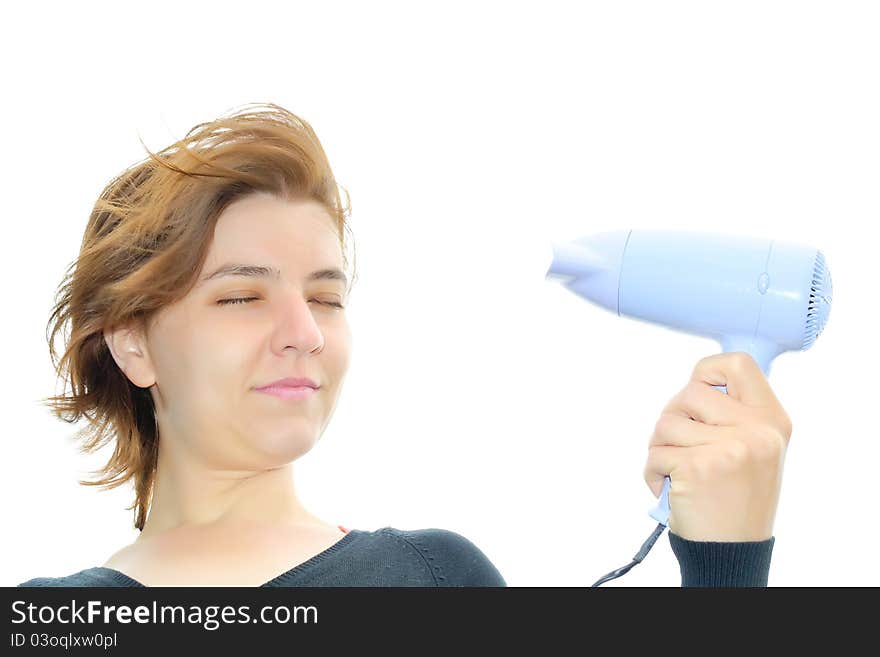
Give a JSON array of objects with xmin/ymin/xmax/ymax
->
[{"xmin": 803, "ymin": 249, "xmax": 833, "ymax": 350}]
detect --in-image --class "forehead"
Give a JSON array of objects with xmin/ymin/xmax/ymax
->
[{"xmin": 205, "ymin": 192, "xmax": 342, "ymax": 268}]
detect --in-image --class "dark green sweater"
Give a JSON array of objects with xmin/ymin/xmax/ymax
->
[{"xmin": 15, "ymin": 526, "xmax": 774, "ymax": 587}]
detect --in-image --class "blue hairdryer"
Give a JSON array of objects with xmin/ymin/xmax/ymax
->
[{"xmin": 545, "ymin": 229, "xmax": 833, "ymax": 527}]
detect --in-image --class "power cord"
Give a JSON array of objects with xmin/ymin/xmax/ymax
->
[{"xmin": 591, "ymin": 522, "xmax": 668, "ymax": 587}]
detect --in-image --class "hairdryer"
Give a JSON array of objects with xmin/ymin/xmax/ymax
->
[{"xmin": 545, "ymin": 229, "xmax": 833, "ymax": 527}]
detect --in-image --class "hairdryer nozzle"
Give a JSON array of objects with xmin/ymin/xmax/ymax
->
[
  {"xmin": 545, "ymin": 230, "xmax": 631, "ymax": 315},
  {"xmin": 545, "ymin": 242, "xmax": 605, "ymax": 280}
]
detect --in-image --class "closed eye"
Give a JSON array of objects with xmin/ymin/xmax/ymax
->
[{"xmin": 217, "ymin": 297, "xmax": 344, "ymax": 308}]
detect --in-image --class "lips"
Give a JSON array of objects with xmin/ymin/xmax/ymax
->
[{"xmin": 256, "ymin": 377, "xmax": 319, "ymax": 390}]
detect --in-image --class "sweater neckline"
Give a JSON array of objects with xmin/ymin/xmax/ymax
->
[{"xmin": 89, "ymin": 528, "xmax": 362, "ymax": 587}]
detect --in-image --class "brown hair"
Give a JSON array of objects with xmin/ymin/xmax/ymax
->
[{"xmin": 40, "ymin": 102, "xmax": 356, "ymax": 531}]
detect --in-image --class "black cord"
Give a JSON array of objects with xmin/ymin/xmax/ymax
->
[{"xmin": 591, "ymin": 522, "xmax": 668, "ymax": 587}]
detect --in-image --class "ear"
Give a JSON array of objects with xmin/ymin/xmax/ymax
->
[{"xmin": 103, "ymin": 324, "xmax": 156, "ymax": 389}]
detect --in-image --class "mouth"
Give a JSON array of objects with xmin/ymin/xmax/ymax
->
[
  {"xmin": 254, "ymin": 385, "xmax": 319, "ymax": 401},
  {"xmin": 255, "ymin": 376, "xmax": 319, "ymax": 390}
]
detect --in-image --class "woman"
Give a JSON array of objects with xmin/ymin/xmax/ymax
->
[{"xmin": 17, "ymin": 103, "xmax": 784, "ymax": 587}]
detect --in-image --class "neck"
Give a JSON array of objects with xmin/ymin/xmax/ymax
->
[{"xmin": 138, "ymin": 443, "xmax": 324, "ymax": 541}]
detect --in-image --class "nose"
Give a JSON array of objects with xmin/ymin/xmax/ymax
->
[{"xmin": 272, "ymin": 294, "xmax": 325, "ymax": 354}]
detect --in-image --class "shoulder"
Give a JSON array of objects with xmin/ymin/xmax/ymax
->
[
  {"xmin": 380, "ymin": 527, "xmax": 506, "ymax": 587},
  {"xmin": 17, "ymin": 568, "xmax": 124, "ymax": 587}
]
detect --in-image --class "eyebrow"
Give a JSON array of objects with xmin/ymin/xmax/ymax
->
[{"xmin": 199, "ymin": 263, "xmax": 348, "ymax": 287}]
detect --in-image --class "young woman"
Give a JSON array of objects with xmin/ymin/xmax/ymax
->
[{"xmin": 18, "ymin": 103, "xmax": 785, "ymax": 587}]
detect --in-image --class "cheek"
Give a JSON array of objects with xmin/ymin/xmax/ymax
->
[
  {"xmin": 323, "ymin": 325, "xmax": 352, "ymax": 376},
  {"xmin": 148, "ymin": 326, "xmax": 197, "ymax": 392},
  {"xmin": 165, "ymin": 330, "xmax": 247, "ymax": 400}
]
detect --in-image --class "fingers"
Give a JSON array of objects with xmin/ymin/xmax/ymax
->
[
  {"xmin": 691, "ymin": 352, "xmax": 793, "ymax": 441},
  {"xmin": 644, "ymin": 444, "xmax": 677, "ymax": 497},
  {"xmin": 649, "ymin": 411, "xmax": 734, "ymax": 449},
  {"xmin": 661, "ymin": 379, "xmax": 743, "ymax": 427},
  {"xmin": 691, "ymin": 351, "xmax": 776, "ymax": 408},
  {"xmin": 644, "ymin": 351, "xmax": 794, "ymax": 504},
  {"xmin": 643, "ymin": 444, "xmax": 693, "ymax": 498},
  {"xmin": 644, "ymin": 439, "xmax": 745, "ymax": 498}
]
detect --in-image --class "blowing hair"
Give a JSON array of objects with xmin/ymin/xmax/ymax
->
[{"xmin": 40, "ymin": 102, "xmax": 356, "ymax": 531}]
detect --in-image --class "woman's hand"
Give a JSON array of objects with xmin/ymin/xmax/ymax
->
[{"xmin": 643, "ymin": 352, "xmax": 793, "ymax": 542}]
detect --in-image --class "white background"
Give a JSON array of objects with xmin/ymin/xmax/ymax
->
[{"xmin": 1, "ymin": 1, "xmax": 875, "ymax": 586}]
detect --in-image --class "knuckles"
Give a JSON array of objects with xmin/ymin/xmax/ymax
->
[
  {"xmin": 779, "ymin": 413, "xmax": 793, "ymax": 442},
  {"xmin": 682, "ymin": 381, "xmax": 705, "ymax": 411},
  {"xmin": 748, "ymin": 425, "xmax": 788, "ymax": 463},
  {"xmin": 648, "ymin": 420, "xmax": 787, "ymax": 482},
  {"xmin": 651, "ymin": 412, "xmax": 682, "ymax": 445},
  {"xmin": 662, "ymin": 382, "xmax": 698, "ymax": 418},
  {"xmin": 728, "ymin": 351, "xmax": 755, "ymax": 373},
  {"xmin": 649, "ymin": 353, "xmax": 791, "ymax": 485},
  {"xmin": 693, "ymin": 351, "xmax": 756, "ymax": 380},
  {"xmin": 692, "ymin": 428, "xmax": 786, "ymax": 481}
]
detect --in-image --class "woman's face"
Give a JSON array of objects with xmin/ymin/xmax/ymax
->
[{"xmin": 107, "ymin": 191, "xmax": 352, "ymax": 469}]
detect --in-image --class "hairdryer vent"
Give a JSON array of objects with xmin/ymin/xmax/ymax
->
[{"xmin": 803, "ymin": 249, "xmax": 833, "ymax": 350}]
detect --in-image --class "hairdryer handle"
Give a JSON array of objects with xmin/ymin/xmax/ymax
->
[{"xmin": 649, "ymin": 384, "xmax": 728, "ymax": 526}]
